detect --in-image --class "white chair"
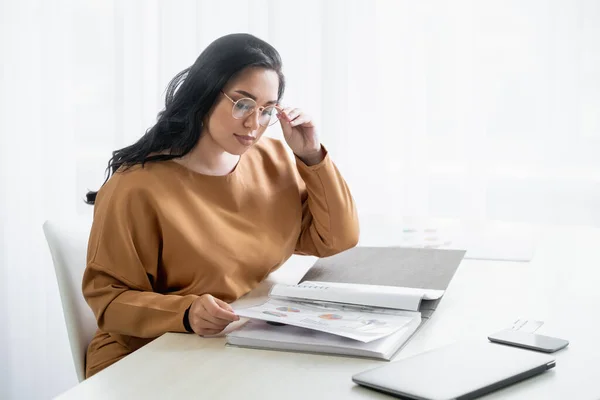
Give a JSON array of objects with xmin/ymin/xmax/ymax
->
[{"xmin": 43, "ymin": 218, "xmax": 97, "ymax": 382}]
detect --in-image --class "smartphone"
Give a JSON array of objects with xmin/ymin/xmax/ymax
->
[{"xmin": 488, "ymin": 329, "xmax": 569, "ymax": 353}]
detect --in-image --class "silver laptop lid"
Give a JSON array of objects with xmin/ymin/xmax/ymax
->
[{"xmin": 352, "ymin": 340, "xmax": 555, "ymax": 400}]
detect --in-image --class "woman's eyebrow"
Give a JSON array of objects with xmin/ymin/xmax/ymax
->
[{"xmin": 234, "ymin": 90, "xmax": 277, "ymax": 105}]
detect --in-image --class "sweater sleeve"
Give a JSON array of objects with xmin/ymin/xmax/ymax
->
[
  {"xmin": 294, "ymin": 148, "xmax": 360, "ymax": 257},
  {"xmin": 82, "ymin": 176, "xmax": 198, "ymax": 338}
]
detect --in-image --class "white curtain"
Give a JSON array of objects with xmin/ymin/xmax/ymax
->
[{"xmin": 1, "ymin": 0, "xmax": 598, "ymax": 398}]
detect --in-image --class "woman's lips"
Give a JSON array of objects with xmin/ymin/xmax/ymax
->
[{"xmin": 234, "ymin": 134, "xmax": 256, "ymax": 146}]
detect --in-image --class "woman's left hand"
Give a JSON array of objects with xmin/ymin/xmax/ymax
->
[{"xmin": 278, "ymin": 107, "xmax": 324, "ymax": 166}]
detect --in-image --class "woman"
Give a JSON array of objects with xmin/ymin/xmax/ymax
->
[{"xmin": 82, "ymin": 33, "xmax": 359, "ymax": 378}]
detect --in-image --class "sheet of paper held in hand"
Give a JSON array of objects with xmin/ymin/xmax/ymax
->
[{"xmin": 234, "ymin": 299, "xmax": 415, "ymax": 343}]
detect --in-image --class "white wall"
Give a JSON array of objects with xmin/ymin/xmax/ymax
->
[{"xmin": 1, "ymin": 0, "xmax": 599, "ymax": 398}]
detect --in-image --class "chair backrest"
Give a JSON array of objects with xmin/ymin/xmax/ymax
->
[{"xmin": 43, "ymin": 218, "xmax": 97, "ymax": 382}]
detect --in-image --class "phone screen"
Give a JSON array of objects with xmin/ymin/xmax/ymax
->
[{"xmin": 488, "ymin": 329, "xmax": 569, "ymax": 353}]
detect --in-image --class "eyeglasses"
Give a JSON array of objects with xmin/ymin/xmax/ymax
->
[{"xmin": 221, "ymin": 91, "xmax": 282, "ymax": 127}]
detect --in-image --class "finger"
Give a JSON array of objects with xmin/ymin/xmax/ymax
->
[
  {"xmin": 279, "ymin": 119, "xmax": 292, "ymax": 137},
  {"xmin": 281, "ymin": 107, "xmax": 294, "ymax": 122},
  {"xmin": 286, "ymin": 108, "xmax": 302, "ymax": 121},
  {"xmin": 214, "ymin": 297, "xmax": 235, "ymax": 313},
  {"xmin": 200, "ymin": 303, "xmax": 235, "ymax": 326},
  {"xmin": 278, "ymin": 112, "xmax": 293, "ymax": 132},
  {"xmin": 197, "ymin": 328, "xmax": 223, "ymax": 336},
  {"xmin": 202, "ymin": 296, "xmax": 240, "ymax": 322},
  {"xmin": 197, "ymin": 314, "xmax": 228, "ymax": 330},
  {"xmin": 290, "ymin": 115, "xmax": 313, "ymax": 127}
]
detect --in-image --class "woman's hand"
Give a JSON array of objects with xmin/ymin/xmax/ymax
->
[
  {"xmin": 278, "ymin": 107, "xmax": 324, "ymax": 166},
  {"xmin": 188, "ymin": 294, "xmax": 239, "ymax": 336}
]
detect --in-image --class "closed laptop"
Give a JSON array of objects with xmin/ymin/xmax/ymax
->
[{"xmin": 352, "ymin": 340, "xmax": 555, "ymax": 400}]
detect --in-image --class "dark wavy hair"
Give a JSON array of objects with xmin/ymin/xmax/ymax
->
[{"xmin": 85, "ymin": 33, "xmax": 285, "ymax": 204}]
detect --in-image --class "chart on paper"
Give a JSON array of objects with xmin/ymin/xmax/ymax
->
[{"xmin": 234, "ymin": 299, "xmax": 416, "ymax": 343}]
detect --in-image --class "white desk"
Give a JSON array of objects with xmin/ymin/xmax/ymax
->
[{"xmin": 56, "ymin": 223, "xmax": 600, "ymax": 400}]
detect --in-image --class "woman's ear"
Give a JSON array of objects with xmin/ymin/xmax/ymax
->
[
  {"xmin": 202, "ymin": 100, "xmax": 217, "ymax": 126},
  {"xmin": 199, "ymin": 109, "xmax": 210, "ymax": 129}
]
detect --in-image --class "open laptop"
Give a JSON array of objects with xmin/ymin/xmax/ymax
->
[{"xmin": 352, "ymin": 341, "xmax": 555, "ymax": 400}]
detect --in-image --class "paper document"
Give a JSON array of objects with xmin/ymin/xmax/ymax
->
[
  {"xmin": 302, "ymin": 281, "xmax": 444, "ymax": 300},
  {"xmin": 234, "ymin": 299, "xmax": 415, "ymax": 343},
  {"xmin": 270, "ymin": 281, "xmax": 444, "ymax": 312},
  {"xmin": 227, "ymin": 313, "xmax": 422, "ymax": 360},
  {"xmin": 510, "ymin": 319, "xmax": 544, "ymax": 333},
  {"xmin": 397, "ymin": 222, "xmax": 535, "ymax": 262},
  {"xmin": 399, "ymin": 226, "xmax": 453, "ymax": 249}
]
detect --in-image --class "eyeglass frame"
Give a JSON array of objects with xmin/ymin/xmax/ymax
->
[{"xmin": 220, "ymin": 90, "xmax": 283, "ymax": 127}]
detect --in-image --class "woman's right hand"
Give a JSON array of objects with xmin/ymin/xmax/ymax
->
[{"xmin": 188, "ymin": 294, "xmax": 240, "ymax": 336}]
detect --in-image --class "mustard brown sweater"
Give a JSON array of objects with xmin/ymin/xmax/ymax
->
[{"xmin": 82, "ymin": 137, "xmax": 359, "ymax": 378}]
